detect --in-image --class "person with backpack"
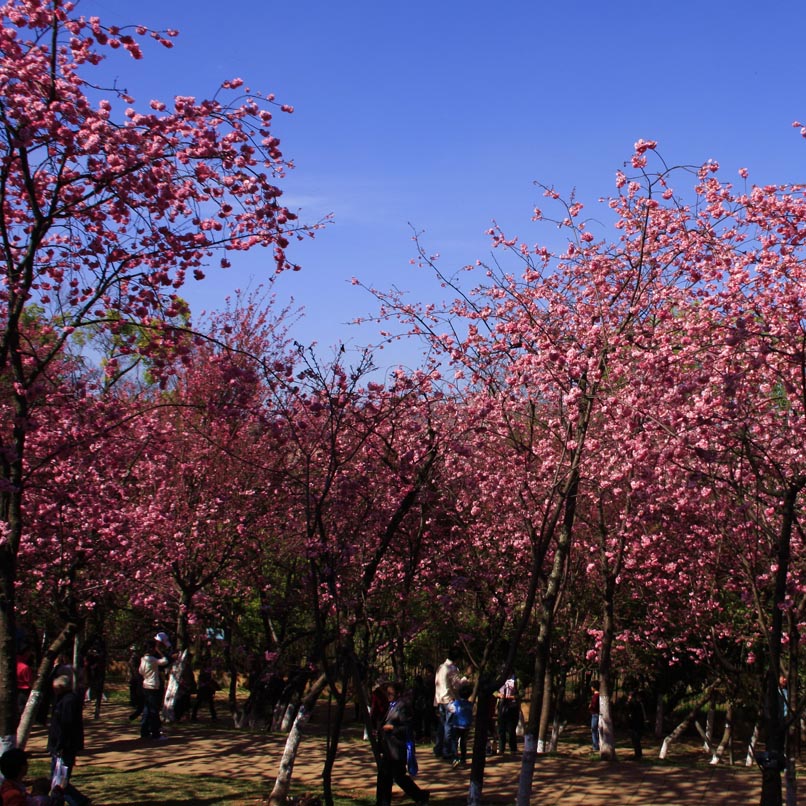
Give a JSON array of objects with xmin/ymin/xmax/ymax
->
[{"xmin": 447, "ymin": 683, "xmax": 474, "ymax": 768}]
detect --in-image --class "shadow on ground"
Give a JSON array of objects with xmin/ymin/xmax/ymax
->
[{"xmin": 22, "ymin": 701, "xmax": 761, "ymax": 805}]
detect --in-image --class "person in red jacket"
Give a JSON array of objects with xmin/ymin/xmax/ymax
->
[
  {"xmin": 0, "ymin": 748, "xmax": 55, "ymax": 805},
  {"xmin": 15, "ymin": 647, "xmax": 34, "ymax": 727},
  {"xmin": 0, "ymin": 748, "xmax": 31, "ymax": 806}
]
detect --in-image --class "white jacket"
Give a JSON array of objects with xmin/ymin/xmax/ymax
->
[
  {"xmin": 434, "ymin": 658, "xmax": 459, "ymax": 705},
  {"xmin": 139, "ymin": 652, "xmax": 169, "ymax": 690}
]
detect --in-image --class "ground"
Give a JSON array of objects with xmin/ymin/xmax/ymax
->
[{"xmin": 23, "ymin": 699, "xmax": 762, "ymax": 805}]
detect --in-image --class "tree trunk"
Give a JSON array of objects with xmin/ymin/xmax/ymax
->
[
  {"xmin": 16, "ymin": 621, "xmax": 77, "ymax": 748},
  {"xmin": 223, "ymin": 622, "xmax": 238, "ymax": 716},
  {"xmin": 709, "ymin": 702, "xmax": 733, "ymax": 765},
  {"xmin": 747, "ymin": 723, "xmax": 760, "ymax": 767},
  {"xmin": 176, "ymin": 586, "xmax": 193, "ymax": 654},
  {"xmin": 321, "ymin": 682, "xmax": 347, "ymax": 806},
  {"xmin": 784, "ymin": 760, "xmax": 796, "ymax": 806},
  {"xmin": 268, "ymin": 672, "xmax": 328, "ymax": 806},
  {"xmin": 467, "ymin": 678, "xmax": 494, "ymax": 806},
  {"xmin": 548, "ymin": 667, "xmax": 567, "ymax": 753},
  {"xmin": 536, "ymin": 672, "xmax": 552, "ymax": 754},
  {"xmin": 757, "ymin": 485, "xmax": 801, "ymax": 806},
  {"xmin": 703, "ymin": 692, "xmax": 715, "ymax": 750},
  {"xmin": 516, "ymin": 488, "xmax": 576, "ymax": 806},
  {"xmin": 654, "ymin": 692, "xmax": 664, "ymax": 739},
  {"xmin": 659, "ymin": 683, "xmax": 718, "ymax": 759},
  {"xmin": 597, "ymin": 573, "xmax": 617, "ymax": 760},
  {"xmin": 761, "ymin": 767, "xmax": 783, "ymax": 806},
  {"xmin": 785, "ymin": 615, "xmax": 799, "ymax": 806},
  {"xmin": 0, "ymin": 525, "xmax": 20, "ymax": 747},
  {"xmin": 0, "ymin": 387, "xmax": 27, "ymax": 748},
  {"xmin": 346, "ymin": 648, "xmax": 379, "ymax": 763},
  {"xmin": 599, "ymin": 689, "xmax": 615, "ymax": 761}
]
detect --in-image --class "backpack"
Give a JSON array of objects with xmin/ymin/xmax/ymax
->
[{"xmin": 453, "ymin": 698, "xmax": 473, "ymax": 729}]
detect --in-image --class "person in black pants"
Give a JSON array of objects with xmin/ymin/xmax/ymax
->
[
  {"xmin": 376, "ymin": 681, "xmax": 429, "ymax": 806},
  {"xmin": 496, "ymin": 676, "xmax": 520, "ymax": 754},
  {"xmin": 626, "ymin": 690, "xmax": 645, "ymax": 760}
]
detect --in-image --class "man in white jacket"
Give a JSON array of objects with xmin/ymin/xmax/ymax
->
[
  {"xmin": 139, "ymin": 633, "xmax": 174, "ymax": 739},
  {"xmin": 433, "ymin": 658, "xmax": 460, "ymax": 759}
]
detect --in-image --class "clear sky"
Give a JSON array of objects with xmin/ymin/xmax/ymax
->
[{"xmin": 82, "ymin": 0, "xmax": 806, "ymax": 371}]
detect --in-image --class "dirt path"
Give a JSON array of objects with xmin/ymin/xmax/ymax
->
[{"xmin": 24, "ymin": 702, "xmax": 762, "ymax": 805}]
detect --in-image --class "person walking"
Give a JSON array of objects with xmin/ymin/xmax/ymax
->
[
  {"xmin": 139, "ymin": 634, "xmax": 174, "ymax": 739},
  {"xmin": 192, "ymin": 662, "xmax": 219, "ymax": 722},
  {"xmin": 127, "ymin": 644, "xmax": 144, "ymax": 721},
  {"xmin": 447, "ymin": 683, "xmax": 473, "ymax": 768},
  {"xmin": 376, "ymin": 681, "xmax": 429, "ymax": 806},
  {"xmin": 496, "ymin": 676, "xmax": 519, "ymax": 755},
  {"xmin": 48, "ymin": 674, "xmax": 90, "ymax": 805},
  {"xmin": 433, "ymin": 658, "xmax": 459, "ymax": 760},
  {"xmin": 626, "ymin": 690, "xmax": 645, "ymax": 760},
  {"xmin": 14, "ymin": 646, "xmax": 34, "ymax": 728}
]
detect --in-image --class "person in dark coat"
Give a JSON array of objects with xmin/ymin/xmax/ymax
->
[
  {"xmin": 191, "ymin": 662, "xmax": 219, "ymax": 722},
  {"xmin": 626, "ymin": 690, "xmax": 645, "ymax": 760},
  {"xmin": 48, "ymin": 674, "xmax": 90, "ymax": 805},
  {"xmin": 376, "ymin": 681, "xmax": 429, "ymax": 806}
]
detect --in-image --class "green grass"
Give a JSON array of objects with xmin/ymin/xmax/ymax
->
[
  {"xmin": 67, "ymin": 766, "xmax": 261, "ymax": 805},
  {"xmin": 26, "ymin": 757, "xmax": 375, "ymax": 806},
  {"xmin": 27, "ymin": 751, "xmax": 267, "ymax": 805}
]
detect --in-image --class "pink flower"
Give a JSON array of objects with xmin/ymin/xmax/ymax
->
[{"xmin": 634, "ymin": 138, "xmax": 658, "ymax": 154}]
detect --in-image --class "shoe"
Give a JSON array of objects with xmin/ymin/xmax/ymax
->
[
  {"xmin": 414, "ymin": 792, "xmax": 430, "ymax": 806},
  {"xmin": 451, "ymin": 759, "xmax": 460, "ymax": 768}
]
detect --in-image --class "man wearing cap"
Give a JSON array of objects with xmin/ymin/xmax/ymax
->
[{"xmin": 139, "ymin": 634, "xmax": 174, "ymax": 739}]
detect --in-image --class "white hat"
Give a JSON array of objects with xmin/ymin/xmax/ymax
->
[{"xmin": 154, "ymin": 632, "xmax": 171, "ymax": 648}]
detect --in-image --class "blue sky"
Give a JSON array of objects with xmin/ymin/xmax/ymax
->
[{"xmin": 83, "ymin": 0, "xmax": 805, "ymax": 371}]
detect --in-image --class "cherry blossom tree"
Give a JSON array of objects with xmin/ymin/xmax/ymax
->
[
  {"xmin": 639, "ymin": 157, "xmax": 806, "ymax": 805},
  {"xmin": 263, "ymin": 351, "xmax": 443, "ymax": 806},
  {"xmin": 368, "ymin": 139, "xmax": 777, "ymax": 803},
  {"xmin": 0, "ymin": 0, "xmax": 312, "ymax": 743},
  {"xmin": 122, "ymin": 299, "xmax": 297, "ymax": 650},
  {"xmin": 12, "ymin": 355, "xmax": 137, "ymax": 744}
]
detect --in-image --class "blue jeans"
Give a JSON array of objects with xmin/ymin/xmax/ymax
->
[
  {"xmin": 141, "ymin": 688, "xmax": 163, "ymax": 738},
  {"xmin": 591, "ymin": 713, "xmax": 600, "ymax": 750},
  {"xmin": 435, "ymin": 703, "xmax": 453, "ymax": 757}
]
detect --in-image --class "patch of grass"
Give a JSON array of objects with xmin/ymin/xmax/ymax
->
[
  {"xmin": 60, "ymin": 764, "xmax": 265, "ymax": 805},
  {"xmin": 27, "ymin": 762, "xmax": 374, "ymax": 806}
]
